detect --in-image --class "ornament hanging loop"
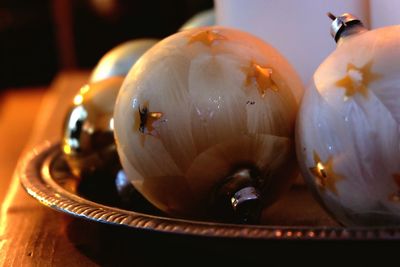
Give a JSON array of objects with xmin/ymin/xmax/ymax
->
[
  {"xmin": 327, "ymin": 12, "xmax": 336, "ymax": 21},
  {"xmin": 328, "ymin": 12, "xmax": 368, "ymax": 43}
]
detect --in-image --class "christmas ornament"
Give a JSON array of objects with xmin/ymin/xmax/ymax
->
[
  {"xmin": 114, "ymin": 26, "xmax": 304, "ymax": 222},
  {"xmin": 179, "ymin": 9, "xmax": 215, "ymax": 31},
  {"xmin": 62, "ymin": 77, "xmax": 124, "ymax": 177},
  {"xmin": 90, "ymin": 39, "xmax": 158, "ymax": 83},
  {"xmin": 296, "ymin": 13, "xmax": 400, "ymax": 226}
]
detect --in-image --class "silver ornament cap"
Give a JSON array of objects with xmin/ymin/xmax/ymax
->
[{"xmin": 328, "ymin": 12, "xmax": 367, "ymax": 42}]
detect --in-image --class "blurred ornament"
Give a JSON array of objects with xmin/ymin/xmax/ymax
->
[
  {"xmin": 179, "ymin": 9, "xmax": 215, "ymax": 31},
  {"xmin": 115, "ymin": 169, "xmax": 136, "ymax": 205},
  {"xmin": 63, "ymin": 77, "xmax": 124, "ymax": 177},
  {"xmin": 114, "ymin": 26, "xmax": 304, "ymax": 222},
  {"xmin": 90, "ymin": 39, "xmax": 158, "ymax": 83},
  {"xmin": 89, "ymin": 0, "xmax": 120, "ymax": 20},
  {"xmin": 297, "ymin": 13, "xmax": 400, "ymax": 226}
]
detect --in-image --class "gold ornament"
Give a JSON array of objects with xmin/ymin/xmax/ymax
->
[{"xmin": 62, "ymin": 77, "xmax": 124, "ymax": 176}]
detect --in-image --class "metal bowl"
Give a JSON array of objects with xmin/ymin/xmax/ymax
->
[{"xmin": 18, "ymin": 141, "xmax": 400, "ymax": 240}]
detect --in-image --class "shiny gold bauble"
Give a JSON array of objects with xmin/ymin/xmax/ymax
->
[{"xmin": 62, "ymin": 77, "xmax": 124, "ymax": 177}]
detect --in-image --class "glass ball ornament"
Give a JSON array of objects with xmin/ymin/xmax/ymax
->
[
  {"xmin": 179, "ymin": 9, "xmax": 215, "ymax": 31},
  {"xmin": 90, "ymin": 39, "xmax": 158, "ymax": 83},
  {"xmin": 114, "ymin": 26, "xmax": 304, "ymax": 221},
  {"xmin": 63, "ymin": 77, "xmax": 124, "ymax": 177},
  {"xmin": 296, "ymin": 13, "xmax": 400, "ymax": 226}
]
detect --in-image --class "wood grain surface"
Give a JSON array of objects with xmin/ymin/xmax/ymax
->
[
  {"xmin": 0, "ymin": 72, "xmax": 95, "ymax": 266},
  {"xmin": 0, "ymin": 88, "xmax": 45, "ymax": 205}
]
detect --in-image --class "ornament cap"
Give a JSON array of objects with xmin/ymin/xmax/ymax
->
[
  {"xmin": 214, "ymin": 168, "xmax": 262, "ymax": 224},
  {"xmin": 328, "ymin": 12, "xmax": 367, "ymax": 42}
]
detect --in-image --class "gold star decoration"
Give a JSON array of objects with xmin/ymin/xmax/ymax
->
[
  {"xmin": 242, "ymin": 60, "xmax": 278, "ymax": 98},
  {"xmin": 187, "ymin": 30, "xmax": 227, "ymax": 47},
  {"xmin": 389, "ymin": 173, "xmax": 400, "ymax": 202},
  {"xmin": 335, "ymin": 60, "xmax": 382, "ymax": 100},
  {"xmin": 309, "ymin": 151, "xmax": 344, "ymax": 196},
  {"xmin": 133, "ymin": 101, "xmax": 164, "ymax": 145}
]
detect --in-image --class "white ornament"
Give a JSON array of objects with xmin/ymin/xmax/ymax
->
[
  {"xmin": 297, "ymin": 14, "xmax": 400, "ymax": 226},
  {"xmin": 179, "ymin": 9, "xmax": 215, "ymax": 31},
  {"xmin": 114, "ymin": 26, "xmax": 303, "ymax": 220},
  {"xmin": 90, "ymin": 39, "xmax": 158, "ymax": 83}
]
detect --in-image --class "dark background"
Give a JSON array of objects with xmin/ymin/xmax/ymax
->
[{"xmin": 0, "ymin": 0, "xmax": 213, "ymax": 89}]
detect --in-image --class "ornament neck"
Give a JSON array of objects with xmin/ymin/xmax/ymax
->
[
  {"xmin": 213, "ymin": 168, "xmax": 262, "ymax": 224},
  {"xmin": 328, "ymin": 12, "xmax": 368, "ymax": 44},
  {"xmin": 336, "ymin": 24, "xmax": 368, "ymax": 45}
]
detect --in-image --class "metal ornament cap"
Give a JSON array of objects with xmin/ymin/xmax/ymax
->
[
  {"xmin": 231, "ymin": 186, "xmax": 261, "ymax": 224},
  {"xmin": 329, "ymin": 13, "xmax": 365, "ymax": 42}
]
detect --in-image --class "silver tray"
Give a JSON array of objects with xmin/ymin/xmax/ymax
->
[{"xmin": 19, "ymin": 141, "xmax": 400, "ymax": 240}]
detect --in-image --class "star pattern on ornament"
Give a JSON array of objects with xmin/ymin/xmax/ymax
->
[
  {"xmin": 242, "ymin": 60, "xmax": 278, "ymax": 98},
  {"xmin": 335, "ymin": 60, "xmax": 382, "ymax": 100},
  {"xmin": 309, "ymin": 151, "xmax": 344, "ymax": 196},
  {"xmin": 389, "ymin": 173, "xmax": 400, "ymax": 202},
  {"xmin": 134, "ymin": 101, "xmax": 164, "ymax": 145},
  {"xmin": 187, "ymin": 30, "xmax": 227, "ymax": 47}
]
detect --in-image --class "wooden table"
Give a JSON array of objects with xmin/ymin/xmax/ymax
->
[
  {"xmin": 0, "ymin": 72, "xmax": 99, "ymax": 266},
  {"xmin": 0, "ymin": 72, "xmax": 398, "ymax": 266},
  {"xmin": 0, "ymin": 88, "xmax": 45, "ymax": 205}
]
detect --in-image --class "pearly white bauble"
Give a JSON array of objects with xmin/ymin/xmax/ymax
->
[
  {"xmin": 179, "ymin": 9, "xmax": 215, "ymax": 31},
  {"xmin": 297, "ymin": 25, "xmax": 400, "ymax": 226},
  {"xmin": 90, "ymin": 39, "xmax": 158, "ymax": 83},
  {"xmin": 114, "ymin": 26, "xmax": 303, "ymax": 220}
]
